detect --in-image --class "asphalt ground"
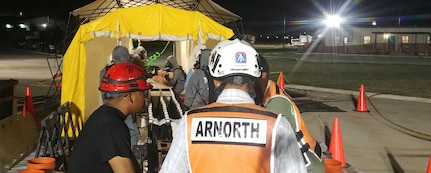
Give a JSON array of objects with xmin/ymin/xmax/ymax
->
[
  {"xmin": 286, "ymin": 86, "xmax": 431, "ymax": 173},
  {"xmin": 1, "ymin": 45, "xmax": 431, "ymax": 173}
]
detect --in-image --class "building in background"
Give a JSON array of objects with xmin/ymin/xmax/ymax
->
[
  {"xmin": 1, "ymin": 15, "xmax": 65, "ymax": 52},
  {"xmin": 305, "ymin": 27, "xmax": 431, "ymax": 56}
]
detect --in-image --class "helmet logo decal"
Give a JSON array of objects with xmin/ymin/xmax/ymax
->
[
  {"xmin": 210, "ymin": 51, "xmax": 217, "ymax": 65},
  {"xmin": 211, "ymin": 53, "xmax": 221, "ymax": 73},
  {"xmin": 235, "ymin": 52, "xmax": 246, "ymax": 63}
]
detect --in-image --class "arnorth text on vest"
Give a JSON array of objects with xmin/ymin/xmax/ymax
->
[{"xmin": 190, "ymin": 117, "xmax": 267, "ymax": 145}]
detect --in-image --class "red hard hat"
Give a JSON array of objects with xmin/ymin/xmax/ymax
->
[{"xmin": 99, "ymin": 62, "xmax": 152, "ymax": 93}]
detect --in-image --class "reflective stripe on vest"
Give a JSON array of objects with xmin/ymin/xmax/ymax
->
[{"xmin": 186, "ymin": 103, "xmax": 280, "ymax": 173}]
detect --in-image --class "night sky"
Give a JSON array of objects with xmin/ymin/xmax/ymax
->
[
  {"xmin": 215, "ymin": 0, "xmax": 431, "ymax": 35},
  {"xmin": 1, "ymin": 0, "xmax": 430, "ymax": 36}
]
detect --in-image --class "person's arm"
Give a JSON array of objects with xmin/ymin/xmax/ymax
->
[
  {"xmin": 166, "ymin": 71, "xmax": 177, "ymax": 86},
  {"xmin": 152, "ymin": 71, "xmax": 172, "ymax": 86},
  {"xmin": 109, "ymin": 156, "xmax": 137, "ymax": 173},
  {"xmin": 130, "ymin": 55, "xmax": 145, "ymax": 69},
  {"xmin": 274, "ymin": 115, "xmax": 307, "ymax": 173},
  {"xmin": 184, "ymin": 72, "xmax": 200, "ymax": 110},
  {"xmin": 101, "ymin": 122, "xmax": 140, "ymax": 172}
]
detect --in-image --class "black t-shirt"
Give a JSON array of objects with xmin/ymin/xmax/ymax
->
[{"xmin": 68, "ymin": 105, "xmax": 141, "ymax": 173}]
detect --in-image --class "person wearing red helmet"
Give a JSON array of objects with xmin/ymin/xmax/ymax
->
[
  {"xmin": 100, "ymin": 45, "xmax": 143, "ymax": 147},
  {"xmin": 69, "ymin": 62, "xmax": 152, "ymax": 173}
]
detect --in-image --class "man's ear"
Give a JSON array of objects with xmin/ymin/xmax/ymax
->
[
  {"xmin": 261, "ymin": 72, "xmax": 268, "ymax": 80},
  {"xmin": 124, "ymin": 93, "xmax": 133, "ymax": 104}
]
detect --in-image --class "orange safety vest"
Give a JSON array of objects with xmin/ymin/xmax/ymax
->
[
  {"xmin": 262, "ymin": 80, "xmax": 322, "ymax": 166},
  {"xmin": 186, "ymin": 102, "xmax": 279, "ymax": 173}
]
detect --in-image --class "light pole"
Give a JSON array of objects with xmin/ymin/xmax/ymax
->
[{"xmin": 398, "ymin": 0, "xmax": 401, "ymax": 27}]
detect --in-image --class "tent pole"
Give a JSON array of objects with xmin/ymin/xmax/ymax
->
[
  {"xmin": 61, "ymin": 12, "xmax": 72, "ymax": 54},
  {"xmin": 117, "ymin": 21, "xmax": 121, "ymax": 45}
]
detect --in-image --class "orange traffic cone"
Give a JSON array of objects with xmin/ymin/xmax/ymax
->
[
  {"xmin": 22, "ymin": 86, "xmax": 35, "ymax": 117},
  {"xmin": 277, "ymin": 71, "xmax": 285, "ymax": 90},
  {"xmin": 329, "ymin": 117, "xmax": 346, "ymax": 167},
  {"xmin": 427, "ymin": 154, "xmax": 431, "ymax": 173},
  {"xmin": 355, "ymin": 84, "xmax": 369, "ymax": 112}
]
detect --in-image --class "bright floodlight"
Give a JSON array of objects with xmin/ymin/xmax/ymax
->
[{"xmin": 325, "ymin": 15, "xmax": 342, "ymax": 28}]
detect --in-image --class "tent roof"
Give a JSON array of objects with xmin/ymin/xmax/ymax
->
[
  {"xmin": 72, "ymin": 0, "xmax": 241, "ymax": 24},
  {"xmin": 74, "ymin": 4, "xmax": 234, "ymax": 42}
]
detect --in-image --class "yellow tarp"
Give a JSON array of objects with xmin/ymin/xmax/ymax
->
[
  {"xmin": 61, "ymin": 4, "xmax": 234, "ymax": 136},
  {"xmin": 76, "ymin": 4, "xmax": 234, "ymax": 42}
]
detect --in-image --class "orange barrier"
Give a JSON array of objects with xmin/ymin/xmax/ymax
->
[
  {"xmin": 277, "ymin": 71, "xmax": 285, "ymax": 90},
  {"xmin": 355, "ymin": 84, "xmax": 369, "ymax": 112},
  {"xmin": 329, "ymin": 117, "xmax": 346, "ymax": 167},
  {"xmin": 323, "ymin": 158, "xmax": 342, "ymax": 173},
  {"xmin": 22, "ymin": 87, "xmax": 35, "ymax": 117}
]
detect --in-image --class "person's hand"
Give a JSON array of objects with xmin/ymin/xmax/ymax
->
[
  {"xmin": 152, "ymin": 75, "xmax": 160, "ymax": 81},
  {"xmin": 153, "ymin": 70, "xmax": 166, "ymax": 82},
  {"xmin": 166, "ymin": 72, "xmax": 174, "ymax": 80}
]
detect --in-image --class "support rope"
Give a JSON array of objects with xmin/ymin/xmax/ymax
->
[{"xmin": 144, "ymin": 41, "xmax": 171, "ymax": 68}]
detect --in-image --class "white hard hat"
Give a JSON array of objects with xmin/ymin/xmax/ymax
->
[{"xmin": 208, "ymin": 39, "xmax": 261, "ymax": 78}]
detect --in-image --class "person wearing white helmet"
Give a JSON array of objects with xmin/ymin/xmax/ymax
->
[{"xmin": 160, "ymin": 39, "xmax": 307, "ymax": 173}]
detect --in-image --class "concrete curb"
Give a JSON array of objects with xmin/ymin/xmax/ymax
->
[{"xmin": 286, "ymin": 84, "xmax": 431, "ymax": 104}]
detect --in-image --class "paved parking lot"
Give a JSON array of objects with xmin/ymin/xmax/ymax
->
[
  {"xmin": 288, "ymin": 87, "xmax": 431, "ymax": 173},
  {"xmin": 2, "ymin": 44, "xmax": 431, "ymax": 173}
]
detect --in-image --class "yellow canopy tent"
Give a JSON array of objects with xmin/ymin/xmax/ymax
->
[{"xmin": 61, "ymin": 4, "xmax": 234, "ymax": 134}]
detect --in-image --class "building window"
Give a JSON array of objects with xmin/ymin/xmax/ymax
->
[
  {"xmin": 364, "ymin": 36, "xmax": 371, "ymax": 44},
  {"xmin": 402, "ymin": 36, "xmax": 409, "ymax": 43},
  {"xmin": 427, "ymin": 35, "xmax": 430, "ymax": 44},
  {"xmin": 334, "ymin": 36, "xmax": 340, "ymax": 44}
]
